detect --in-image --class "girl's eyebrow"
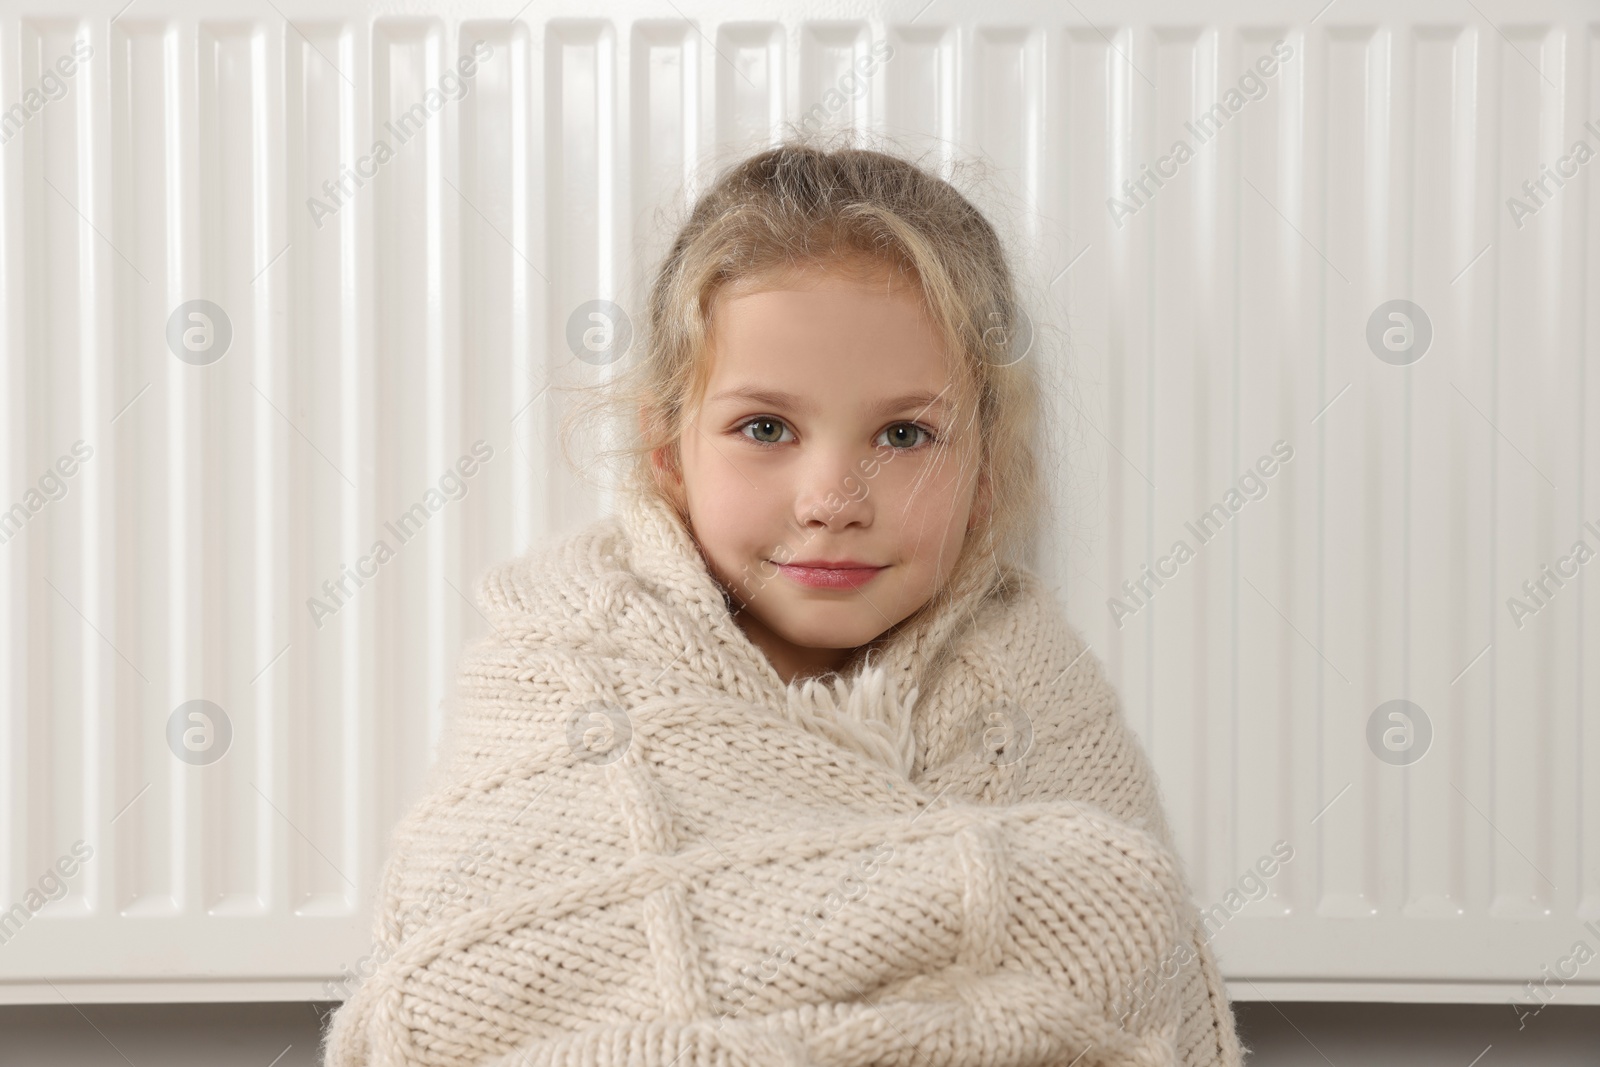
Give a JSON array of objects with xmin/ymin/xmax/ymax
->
[{"xmin": 707, "ymin": 386, "xmax": 952, "ymax": 419}]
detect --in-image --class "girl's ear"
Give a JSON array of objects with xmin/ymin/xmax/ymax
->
[
  {"xmin": 640, "ymin": 406, "xmax": 683, "ymax": 491},
  {"xmin": 649, "ymin": 442, "xmax": 688, "ymax": 518},
  {"xmin": 967, "ymin": 463, "xmax": 991, "ymax": 532},
  {"xmin": 650, "ymin": 445, "xmax": 681, "ymax": 488}
]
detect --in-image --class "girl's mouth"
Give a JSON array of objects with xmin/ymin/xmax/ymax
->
[{"xmin": 773, "ymin": 563, "xmax": 886, "ymax": 590}]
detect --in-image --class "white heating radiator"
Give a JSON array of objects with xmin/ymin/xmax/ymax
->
[{"xmin": 0, "ymin": 0, "xmax": 1595, "ymax": 1007}]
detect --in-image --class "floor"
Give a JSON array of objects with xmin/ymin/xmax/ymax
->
[{"xmin": 0, "ymin": 1000, "xmax": 1594, "ymax": 1064}]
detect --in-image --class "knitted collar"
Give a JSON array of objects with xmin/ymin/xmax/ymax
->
[{"xmin": 615, "ymin": 486, "xmax": 924, "ymax": 777}]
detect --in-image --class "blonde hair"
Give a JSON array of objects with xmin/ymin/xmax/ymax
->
[{"xmin": 558, "ymin": 132, "xmax": 1058, "ymax": 678}]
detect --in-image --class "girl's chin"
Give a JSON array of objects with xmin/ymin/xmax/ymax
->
[{"xmin": 773, "ymin": 615, "xmax": 892, "ymax": 650}]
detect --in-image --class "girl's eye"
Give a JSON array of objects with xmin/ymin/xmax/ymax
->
[
  {"xmin": 877, "ymin": 423, "xmax": 935, "ymax": 450},
  {"xmin": 738, "ymin": 417, "xmax": 793, "ymax": 446},
  {"xmin": 734, "ymin": 417, "xmax": 937, "ymax": 451}
]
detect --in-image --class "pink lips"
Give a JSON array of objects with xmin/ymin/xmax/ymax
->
[{"xmin": 775, "ymin": 563, "xmax": 886, "ymax": 590}]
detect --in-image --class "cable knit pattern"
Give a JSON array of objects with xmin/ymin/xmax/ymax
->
[{"xmin": 320, "ymin": 489, "xmax": 1246, "ymax": 1067}]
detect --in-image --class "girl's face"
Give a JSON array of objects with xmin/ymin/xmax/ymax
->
[{"xmin": 659, "ymin": 262, "xmax": 984, "ymax": 685}]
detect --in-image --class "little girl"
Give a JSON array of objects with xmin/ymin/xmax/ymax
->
[{"xmin": 322, "ymin": 140, "xmax": 1247, "ymax": 1067}]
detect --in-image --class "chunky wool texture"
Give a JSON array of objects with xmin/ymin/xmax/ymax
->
[{"xmin": 320, "ymin": 489, "xmax": 1246, "ymax": 1067}]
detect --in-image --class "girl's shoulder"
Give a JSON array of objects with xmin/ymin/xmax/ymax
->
[
  {"xmin": 470, "ymin": 509, "xmax": 632, "ymax": 628},
  {"xmin": 929, "ymin": 565, "xmax": 1119, "ymax": 742},
  {"xmin": 960, "ymin": 565, "xmax": 1094, "ymax": 671}
]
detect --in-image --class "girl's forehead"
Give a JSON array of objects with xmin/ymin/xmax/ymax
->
[
  {"xmin": 693, "ymin": 260, "xmax": 978, "ymax": 409},
  {"xmin": 704, "ymin": 301, "xmax": 956, "ymax": 381},
  {"xmin": 715, "ymin": 251, "xmax": 921, "ymax": 299},
  {"xmin": 707, "ymin": 268, "xmax": 940, "ymax": 350}
]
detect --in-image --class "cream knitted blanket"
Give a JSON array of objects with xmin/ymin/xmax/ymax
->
[{"xmin": 320, "ymin": 490, "xmax": 1244, "ymax": 1067}]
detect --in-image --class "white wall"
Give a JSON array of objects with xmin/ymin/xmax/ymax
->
[{"xmin": 1, "ymin": 0, "xmax": 1596, "ymax": 1059}]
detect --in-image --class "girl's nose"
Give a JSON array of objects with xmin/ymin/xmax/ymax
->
[{"xmin": 792, "ymin": 448, "xmax": 872, "ymax": 530}]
